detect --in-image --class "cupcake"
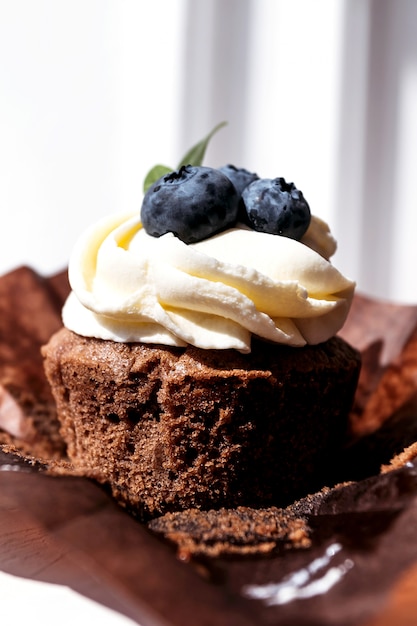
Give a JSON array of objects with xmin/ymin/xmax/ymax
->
[{"xmin": 42, "ymin": 157, "xmax": 360, "ymax": 520}]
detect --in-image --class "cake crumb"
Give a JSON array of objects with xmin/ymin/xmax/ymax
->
[
  {"xmin": 381, "ymin": 441, "xmax": 417, "ymax": 473},
  {"xmin": 148, "ymin": 505, "xmax": 311, "ymax": 558}
]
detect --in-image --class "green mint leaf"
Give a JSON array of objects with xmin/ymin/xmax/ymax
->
[
  {"xmin": 143, "ymin": 165, "xmax": 172, "ymax": 193},
  {"xmin": 177, "ymin": 121, "xmax": 227, "ymax": 168},
  {"xmin": 142, "ymin": 122, "xmax": 227, "ymax": 194}
]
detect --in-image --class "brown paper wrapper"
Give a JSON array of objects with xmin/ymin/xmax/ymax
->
[{"xmin": 2, "ymin": 267, "xmax": 417, "ymax": 626}]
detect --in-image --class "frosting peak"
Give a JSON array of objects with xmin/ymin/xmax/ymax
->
[{"xmin": 63, "ymin": 212, "xmax": 354, "ymax": 353}]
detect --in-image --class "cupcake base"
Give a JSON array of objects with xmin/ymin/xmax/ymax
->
[{"xmin": 42, "ymin": 329, "xmax": 360, "ymax": 519}]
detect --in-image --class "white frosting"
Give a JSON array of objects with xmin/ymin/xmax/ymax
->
[{"xmin": 63, "ymin": 212, "xmax": 355, "ymax": 353}]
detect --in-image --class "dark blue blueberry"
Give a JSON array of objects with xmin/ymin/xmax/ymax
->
[
  {"xmin": 241, "ymin": 177, "xmax": 311, "ymax": 240},
  {"xmin": 140, "ymin": 165, "xmax": 239, "ymax": 244},
  {"xmin": 218, "ymin": 164, "xmax": 259, "ymax": 196}
]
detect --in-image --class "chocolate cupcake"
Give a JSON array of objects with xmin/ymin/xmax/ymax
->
[{"xmin": 42, "ymin": 164, "xmax": 360, "ymax": 520}]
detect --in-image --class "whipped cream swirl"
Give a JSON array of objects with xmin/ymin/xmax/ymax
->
[{"xmin": 63, "ymin": 212, "xmax": 354, "ymax": 353}]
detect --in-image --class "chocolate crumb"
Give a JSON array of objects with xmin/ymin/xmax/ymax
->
[{"xmin": 148, "ymin": 505, "xmax": 311, "ymax": 558}]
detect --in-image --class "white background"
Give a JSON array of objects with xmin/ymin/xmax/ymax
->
[
  {"xmin": 1, "ymin": 1, "xmax": 417, "ymax": 623},
  {"xmin": 1, "ymin": 0, "xmax": 417, "ymax": 302}
]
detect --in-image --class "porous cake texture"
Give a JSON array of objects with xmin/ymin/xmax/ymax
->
[{"xmin": 43, "ymin": 328, "xmax": 360, "ymax": 520}]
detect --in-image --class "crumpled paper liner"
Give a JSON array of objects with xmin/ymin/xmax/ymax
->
[
  {"xmin": 339, "ymin": 293, "xmax": 417, "ymax": 438},
  {"xmin": 2, "ymin": 267, "xmax": 417, "ymax": 626}
]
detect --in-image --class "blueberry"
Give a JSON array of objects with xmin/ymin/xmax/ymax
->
[
  {"xmin": 218, "ymin": 164, "xmax": 259, "ymax": 196},
  {"xmin": 140, "ymin": 165, "xmax": 239, "ymax": 244},
  {"xmin": 241, "ymin": 177, "xmax": 311, "ymax": 240}
]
